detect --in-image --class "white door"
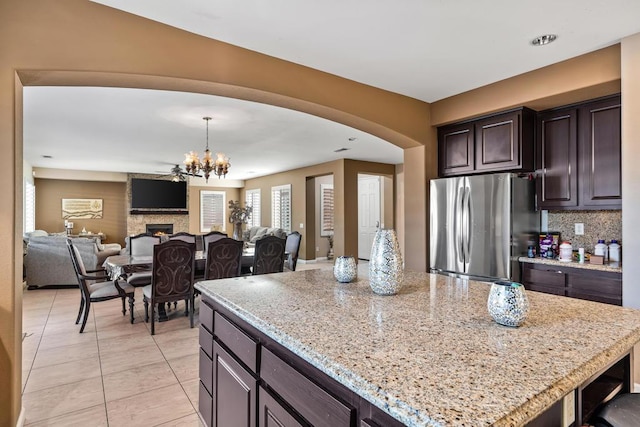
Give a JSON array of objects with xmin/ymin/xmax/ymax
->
[{"xmin": 358, "ymin": 175, "xmax": 381, "ymax": 260}]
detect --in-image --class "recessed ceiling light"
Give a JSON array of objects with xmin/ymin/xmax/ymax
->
[
  {"xmin": 42, "ymin": 155, "xmax": 53, "ymax": 159},
  {"xmin": 531, "ymin": 34, "xmax": 557, "ymax": 46},
  {"xmin": 334, "ymin": 148, "xmax": 350, "ymax": 153}
]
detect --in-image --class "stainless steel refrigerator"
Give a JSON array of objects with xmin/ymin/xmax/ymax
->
[{"xmin": 429, "ymin": 173, "xmax": 539, "ymax": 282}]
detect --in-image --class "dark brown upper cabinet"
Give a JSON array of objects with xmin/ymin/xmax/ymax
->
[
  {"xmin": 438, "ymin": 108, "xmax": 535, "ymax": 177},
  {"xmin": 536, "ymin": 95, "xmax": 621, "ymax": 210}
]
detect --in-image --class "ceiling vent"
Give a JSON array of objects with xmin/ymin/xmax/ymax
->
[{"xmin": 334, "ymin": 148, "xmax": 350, "ymax": 153}]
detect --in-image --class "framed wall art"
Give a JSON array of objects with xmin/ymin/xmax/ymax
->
[{"xmin": 62, "ymin": 198, "xmax": 103, "ymax": 219}]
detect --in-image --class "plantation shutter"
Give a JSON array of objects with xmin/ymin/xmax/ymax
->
[
  {"xmin": 245, "ymin": 189, "xmax": 261, "ymax": 228},
  {"xmin": 200, "ymin": 191, "xmax": 226, "ymax": 232},
  {"xmin": 271, "ymin": 184, "xmax": 291, "ymax": 232}
]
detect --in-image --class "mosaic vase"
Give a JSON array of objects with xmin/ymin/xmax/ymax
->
[
  {"xmin": 333, "ymin": 256, "xmax": 357, "ymax": 283},
  {"xmin": 487, "ymin": 281, "xmax": 529, "ymax": 327},
  {"xmin": 368, "ymin": 229, "xmax": 404, "ymax": 295}
]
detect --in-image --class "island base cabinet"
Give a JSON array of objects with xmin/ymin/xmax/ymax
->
[
  {"xmin": 213, "ymin": 341, "xmax": 257, "ymax": 427},
  {"xmin": 258, "ymin": 386, "xmax": 304, "ymax": 427}
]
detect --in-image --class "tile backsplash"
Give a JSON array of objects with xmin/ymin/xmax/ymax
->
[{"xmin": 546, "ymin": 210, "xmax": 621, "ymax": 253}]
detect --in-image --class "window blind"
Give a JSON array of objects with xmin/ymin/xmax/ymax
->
[
  {"xmin": 200, "ymin": 191, "xmax": 226, "ymax": 232},
  {"xmin": 245, "ymin": 189, "xmax": 261, "ymax": 228},
  {"xmin": 271, "ymin": 184, "xmax": 291, "ymax": 232}
]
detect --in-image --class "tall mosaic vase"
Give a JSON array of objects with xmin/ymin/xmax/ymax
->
[
  {"xmin": 487, "ymin": 281, "xmax": 529, "ymax": 327},
  {"xmin": 368, "ymin": 229, "xmax": 404, "ymax": 295}
]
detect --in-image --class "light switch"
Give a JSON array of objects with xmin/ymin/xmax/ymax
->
[
  {"xmin": 575, "ymin": 223, "xmax": 584, "ymax": 235},
  {"xmin": 299, "ymin": 223, "xmax": 304, "ymax": 229}
]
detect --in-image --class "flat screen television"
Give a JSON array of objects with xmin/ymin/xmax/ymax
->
[{"xmin": 131, "ymin": 178, "xmax": 187, "ymax": 210}]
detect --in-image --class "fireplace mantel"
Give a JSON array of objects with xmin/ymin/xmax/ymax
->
[{"xmin": 129, "ymin": 210, "xmax": 188, "ymax": 215}]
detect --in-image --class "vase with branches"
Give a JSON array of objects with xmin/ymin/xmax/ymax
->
[{"xmin": 228, "ymin": 200, "xmax": 252, "ymax": 240}]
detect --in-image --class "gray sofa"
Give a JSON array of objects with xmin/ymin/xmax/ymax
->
[
  {"xmin": 25, "ymin": 235, "xmax": 122, "ymax": 289},
  {"xmin": 242, "ymin": 226, "xmax": 287, "ymax": 247}
]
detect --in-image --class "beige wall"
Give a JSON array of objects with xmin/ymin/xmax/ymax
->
[
  {"xmin": 621, "ymin": 33, "xmax": 640, "ymax": 310},
  {"xmin": 188, "ymin": 186, "xmax": 241, "ymax": 235},
  {"xmin": 35, "ymin": 179, "xmax": 127, "ymax": 244}
]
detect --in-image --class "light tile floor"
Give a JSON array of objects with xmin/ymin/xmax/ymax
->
[{"xmin": 21, "ymin": 260, "xmax": 334, "ymax": 426}]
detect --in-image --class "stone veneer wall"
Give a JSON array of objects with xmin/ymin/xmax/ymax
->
[
  {"xmin": 547, "ymin": 210, "xmax": 622, "ymax": 252},
  {"xmin": 125, "ymin": 173, "xmax": 190, "ymax": 236}
]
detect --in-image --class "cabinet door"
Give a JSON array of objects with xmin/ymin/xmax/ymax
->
[
  {"xmin": 566, "ymin": 269, "xmax": 622, "ymax": 306},
  {"xmin": 579, "ymin": 96, "xmax": 622, "ymax": 209},
  {"xmin": 213, "ymin": 342, "xmax": 257, "ymax": 427},
  {"xmin": 258, "ymin": 386, "xmax": 304, "ymax": 427},
  {"xmin": 536, "ymin": 108, "xmax": 578, "ymax": 209},
  {"xmin": 438, "ymin": 122, "xmax": 474, "ymax": 176},
  {"xmin": 474, "ymin": 110, "xmax": 529, "ymax": 172}
]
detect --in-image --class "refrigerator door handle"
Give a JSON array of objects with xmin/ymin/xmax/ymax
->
[
  {"xmin": 455, "ymin": 183, "xmax": 464, "ymax": 265},
  {"xmin": 463, "ymin": 185, "xmax": 471, "ymax": 263}
]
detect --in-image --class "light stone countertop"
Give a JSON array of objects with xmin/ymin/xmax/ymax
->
[
  {"xmin": 519, "ymin": 256, "xmax": 622, "ymax": 273},
  {"xmin": 195, "ymin": 269, "xmax": 640, "ymax": 426}
]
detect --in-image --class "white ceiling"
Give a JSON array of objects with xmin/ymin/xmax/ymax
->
[{"xmin": 24, "ymin": 1, "xmax": 640, "ymax": 181}]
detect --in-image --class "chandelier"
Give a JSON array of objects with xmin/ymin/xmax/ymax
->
[{"xmin": 183, "ymin": 116, "xmax": 230, "ymax": 182}]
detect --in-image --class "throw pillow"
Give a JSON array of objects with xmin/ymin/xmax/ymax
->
[{"xmin": 250, "ymin": 227, "xmax": 268, "ymax": 243}]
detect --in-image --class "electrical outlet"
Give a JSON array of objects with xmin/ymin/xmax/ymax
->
[
  {"xmin": 316, "ymin": 246, "xmax": 320, "ymax": 252},
  {"xmin": 575, "ymin": 223, "xmax": 584, "ymax": 235}
]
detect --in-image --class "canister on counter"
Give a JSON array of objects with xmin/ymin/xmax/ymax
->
[{"xmin": 578, "ymin": 248, "xmax": 585, "ymax": 264}]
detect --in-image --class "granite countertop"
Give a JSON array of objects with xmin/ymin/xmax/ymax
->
[
  {"xmin": 519, "ymin": 256, "xmax": 622, "ymax": 273},
  {"xmin": 195, "ymin": 269, "xmax": 640, "ymax": 426}
]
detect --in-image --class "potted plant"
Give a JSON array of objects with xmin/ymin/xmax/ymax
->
[{"xmin": 228, "ymin": 200, "xmax": 252, "ymax": 241}]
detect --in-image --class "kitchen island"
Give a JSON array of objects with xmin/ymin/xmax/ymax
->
[{"xmin": 195, "ymin": 269, "xmax": 640, "ymax": 426}]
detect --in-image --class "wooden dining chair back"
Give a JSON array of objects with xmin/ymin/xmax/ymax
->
[
  {"xmin": 284, "ymin": 231, "xmax": 302, "ymax": 271},
  {"xmin": 168, "ymin": 232, "xmax": 197, "ymax": 244},
  {"xmin": 203, "ymin": 231, "xmax": 227, "ymax": 254},
  {"xmin": 129, "ymin": 233, "xmax": 161, "ymax": 256},
  {"xmin": 204, "ymin": 238, "xmax": 244, "ymax": 280},
  {"xmin": 67, "ymin": 239, "xmax": 135, "ymax": 333},
  {"xmin": 252, "ymin": 235, "xmax": 286, "ymax": 275},
  {"xmin": 143, "ymin": 239, "xmax": 196, "ymax": 335}
]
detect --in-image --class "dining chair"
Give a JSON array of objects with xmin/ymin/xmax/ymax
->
[
  {"xmin": 203, "ymin": 237, "xmax": 244, "ymax": 280},
  {"xmin": 199, "ymin": 231, "xmax": 228, "ymax": 277},
  {"xmin": 67, "ymin": 239, "xmax": 135, "ymax": 333},
  {"xmin": 168, "ymin": 232, "xmax": 197, "ymax": 244},
  {"xmin": 252, "ymin": 235, "xmax": 286, "ymax": 275},
  {"xmin": 284, "ymin": 231, "xmax": 302, "ymax": 271},
  {"xmin": 126, "ymin": 233, "xmax": 161, "ymax": 287},
  {"xmin": 143, "ymin": 239, "xmax": 196, "ymax": 335}
]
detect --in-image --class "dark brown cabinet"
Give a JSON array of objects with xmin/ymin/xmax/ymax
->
[
  {"xmin": 521, "ymin": 262, "xmax": 621, "ymax": 306},
  {"xmin": 438, "ymin": 108, "xmax": 535, "ymax": 177},
  {"xmin": 536, "ymin": 95, "xmax": 621, "ymax": 210},
  {"xmin": 198, "ymin": 298, "xmax": 403, "ymax": 427}
]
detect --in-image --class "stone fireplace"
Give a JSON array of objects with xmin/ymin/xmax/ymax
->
[{"xmin": 146, "ymin": 223, "xmax": 174, "ymax": 236}]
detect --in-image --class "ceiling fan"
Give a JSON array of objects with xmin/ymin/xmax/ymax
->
[{"xmin": 155, "ymin": 164, "xmax": 202, "ymax": 182}]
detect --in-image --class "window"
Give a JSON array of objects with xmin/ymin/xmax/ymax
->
[
  {"xmin": 320, "ymin": 184, "xmax": 334, "ymax": 236},
  {"xmin": 271, "ymin": 184, "xmax": 291, "ymax": 232},
  {"xmin": 245, "ymin": 189, "xmax": 261, "ymax": 228},
  {"xmin": 24, "ymin": 180, "xmax": 35, "ymax": 233},
  {"xmin": 200, "ymin": 191, "xmax": 226, "ymax": 233}
]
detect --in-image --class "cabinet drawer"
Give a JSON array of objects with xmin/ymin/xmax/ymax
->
[
  {"xmin": 200, "ymin": 348, "xmax": 213, "ymax": 395},
  {"xmin": 525, "ymin": 283, "xmax": 565, "ymax": 296},
  {"xmin": 522, "ymin": 264, "xmax": 566, "ymax": 287},
  {"xmin": 200, "ymin": 300, "xmax": 213, "ymax": 333},
  {"xmin": 214, "ymin": 311, "xmax": 259, "ymax": 374},
  {"xmin": 261, "ymin": 347, "xmax": 354, "ymax": 426},
  {"xmin": 199, "ymin": 381, "xmax": 213, "ymax": 427},
  {"xmin": 199, "ymin": 326, "xmax": 213, "ymax": 358}
]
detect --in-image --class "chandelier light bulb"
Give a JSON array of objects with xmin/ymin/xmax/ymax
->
[{"xmin": 181, "ymin": 116, "xmax": 230, "ymax": 182}]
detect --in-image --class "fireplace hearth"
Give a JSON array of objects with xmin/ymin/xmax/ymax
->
[{"xmin": 146, "ymin": 224, "xmax": 173, "ymax": 236}]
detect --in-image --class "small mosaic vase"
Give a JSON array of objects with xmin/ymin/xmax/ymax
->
[
  {"xmin": 487, "ymin": 281, "xmax": 529, "ymax": 327},
  {"xmin": 368, "ymin": 229, "xmax": 404, "ymax": 295},
  {"xmin": 333, "ymin": 256, "xmax": 357, "ymax": 283}
]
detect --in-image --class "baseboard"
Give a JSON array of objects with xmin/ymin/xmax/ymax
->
[
  {"xmin": 16, "ymin": 406, "xmax": 25, "ymax": 427},
  {"xmin": 635, "ymin": 382, "xmax": 640, "ymax": 392}
]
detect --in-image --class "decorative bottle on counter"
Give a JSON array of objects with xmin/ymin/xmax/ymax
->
[
  {"xmin": 594, "ymin": 239, "xmax": 608, "ymax": 260},
  {"xmin": 608, "ymin": 240, "xmax": 621, "ymax": 263},
  {"xmin": 487, "ymin": 281, "xmax": 529, "ymax": 327},
  {"xmin": 333, "ymin": 256, "xmax": 357, "ymax": 283},
  {"xmin": 368, "ymin": 229, "xmax": 404, "ymax": 295}
]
